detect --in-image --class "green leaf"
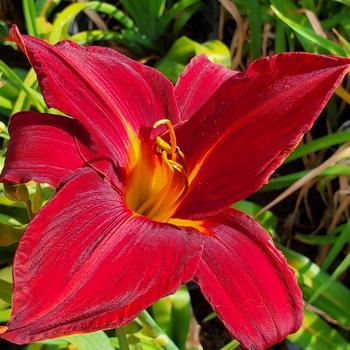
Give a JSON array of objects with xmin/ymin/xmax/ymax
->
[
  {"xmin": 69, "ymin": 29, "xmax": 152, "ymax": 53},
  {"xmin": 245, "ymin": 0, "xmax": 262, "ymax": 58},
  {"xmin": 295, "ymin": 233, "xmax": 341, "ymax": 245},
  {"xmin": 271, "ymin": 5, "xmax": 346, "ymax": 56},
  {"xmin": 275, "ymin": 19, "xmax": 287, "ymax": 53},
  {"xmin": 0, "ymin": 224, "xmax": 24, "ymax": 246},
  {"xmin": 287, "ymin": 308, "xmax": 350, "ymax": 350},
  {"xmin": 120, "ymin": 0, "xmax": 166, "ymax": 41},
  {"xmin": 156, "ymin": 36, "xmax": 231, "ymax": 82},
  {"xmin": 151, "ymin": 287, "xmax": 191, "ymax": 350},
  {"xmin": 333, "ymin": 29, "xmax": 350, "ymax": 56},
  {"xmin": 286, "ymin": 130, "xmax": 350, "ymax": 163},
  {"xmin": 332, "ymin": 0, "xmax": 350, "ymax": 5},
  {"xmin": 220, "ymin": 340, "xmax": 240, "ymax": 350},
  {"xmin": 35, "ymin": 0, "xmax": 62, "ymax": 17},
  {"xmin": 164, "ymin": 0, "xmax": 202, "ymax": 36},
  {"xmin": 261, "ymin": 165, "xmax": 350, "ymax": 191},
  {"xmin": 22, "ymin": 0, "xmax": 39, "ymax": 37},
  {"xmin": 270, "ymin": 0, "xmax": 316, "ymax": 52},
  {"xmin": 310, "ymin": 251, "xmax": 350, "ymax": 306},
  {"xmin": 0, "ymin": 19, "xmax": 8, "ymax": 38},
  {"xmin": 49, "ymin": 2, "xmax": 134, "ymax": 43},
  {"xmin": 0, "ymin": 60, "xmax": 45, "ymax": 113},
  {"xmin": 0, "ymin": 308, "xmax": 11, "ymax": 322},
  {"xmin": 171, "ymin": 2, "xmax": 202, "ymax": 39},
  {"xmin": 281, "ymin": 246, "xmax": 350, "ymax": 328},
  {"xmin": 0, "ymin": 95, "xmax": 13, "ymax": 115},
  {"xmin": 0, "ymin": 266, "xmax": 12, "ymax": 310},
  {"xmin": 70, "ymin": 30, "xmax": 124, "ymax": 45},
  {"xmin": 151, "ymin": 297, "xmax": 173, "ymax": 337},
  {"xmin": 64, "ymin": 331, "xmax": 114, "ymax": 350},
  {"xmin": 0, "ymin": 279, "xmax": 12, "ymax": 304},
  {"xmin": 31, "ymin": 183, "xmax": 43, "ymax": 215},
  {"xmin": 322, "ymin": 220, "xmax": 350, "ymax": 271},
  {"xmin": 170, "ymin": 287, "xmax": 191, "ymax": 350}
]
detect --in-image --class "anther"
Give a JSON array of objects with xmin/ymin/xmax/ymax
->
[{"xmin": 153, "ymin": 119, "xmax": 177, "ymax": 161}]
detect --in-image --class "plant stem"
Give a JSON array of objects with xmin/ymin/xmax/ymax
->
[
  {"xmin": 116, "ymin": 327, "xmax": 130, "ymax": 350},
  {"xmin": 138, "ymin": 310, "xmax": 179, "ymax": 350}
]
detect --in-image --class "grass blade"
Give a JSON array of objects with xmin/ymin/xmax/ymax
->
[{"xmin": 271, "ymin": 5, "xmax": 346, "ymax": 56}]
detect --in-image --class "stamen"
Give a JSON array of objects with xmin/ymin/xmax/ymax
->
[
  {"xmin": 161, "ymin": 150, "xmax": 175, "ymax": 171},
  {"xmin": 153, "ymin": 119, "xmax": 177, "ymax": 161},
  {"xmin": 126, "ymin": 118, "xmax": 189, "ymax": 222}
]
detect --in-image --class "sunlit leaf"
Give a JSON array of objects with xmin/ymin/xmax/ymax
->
[
  {"xmin": 63, "ymin": 331, "xmax": 114, "ymax": 350},
  {"xmin": 271, "ymin": 5, "xmax": 346, "ymax": 56},
  {"xmin": 281, "ymin": 246, "xmax": 350, "ymax": 328},
  {"xmin": 156, "ymin": 36, "xmax": 231, "ymax": 82},
  {"xmin": 287, "ymin": 308, "xmax": 350, "ymax": 350}
]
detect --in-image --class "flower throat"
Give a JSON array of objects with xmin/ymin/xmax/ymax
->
[{"xmin": 125, "ymin": 119, "xmax": 188, "ymax": 222}]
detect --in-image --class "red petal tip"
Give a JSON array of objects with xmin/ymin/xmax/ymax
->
[{"xmin": 7, "ymin": 25, "xmax": 27, "ymax": 55}]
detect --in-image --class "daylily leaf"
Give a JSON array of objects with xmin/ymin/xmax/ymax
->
[
  {"xmin": 261, "ymin": 165, "xmax": 350, "ymax": 192},
  {"xmin": 151, "ymin": 286, "xmax": 191, "ymax": 350},
  {"xmin": 63, "ymin": 331, "xmax": 114, "ymax": 350},
  {"xmin": 22, "ymin": 0, "xmax": 39, "ymax": 37},
  {"xmin": 31, "ymin": 183, "xmax": 43, "ymax": 214},
  {"xmin": 0, "ymin": 279, "xmax": 12, "ymax": 304},
  {"xmin": 0, "ymin": 224, "xmax": 24, "ymax": 246},
  {"xmin": 0, "ymin": 266, "xmax": 12, "ymax": 310},
  {"xmin": 322, "ymin": 220, "xmax": 350, "ymax": 270},
  {"xmin": 156, "ymin": 36, "xmax": 231, "ymax": 82},
  {"xmin": 271, "ymin": 5, "xmax": 346, "ymax": 56},
  {"xmin": 286, "ymin": 130, "xmax": 350, "ymax": 163},
  {"xmin": 287, "ymin": 309, "xmax": 350, "ymax": 350},
  {"xmin": 270, "ymin": 0, "xmax": 316, "ymax": 52},
  {"xmin": 170, "ymin": 287, "xmax": 191, "ymax": 350},
  {"xmin": 120, "ymin": 0, "xmax": 166, "ymax": 41},
  {"xmin": 0, "ymin": 309, "xmax": 11, "ymax": 323},
  {"xmin": 281, "ymin": 246, "xmax": 350, "ymax": 328},
  {"xmin": 49, "ymin": 1, "xmax": 134, "ymax": 43}
]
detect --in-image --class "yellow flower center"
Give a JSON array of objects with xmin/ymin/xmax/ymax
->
[{"xmin": 125, "ymin": 119, "xmax": 188, "ymax": 222}]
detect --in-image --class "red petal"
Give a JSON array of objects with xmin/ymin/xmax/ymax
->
[
  {"xmin": 175, "ymin": 55, "xmax": 237, "ymax": 121},
  {"xmin": 1, "ymin": 112, "xmax": 84, "ymax": 187},
  {"xmin": 1, "ymin": 168, "xmax": 202, "ymax": 344},
  {"xmin": 8, "ymin": 25, "xmax": 179, "ymax": 175},
  {"xmin": 194, "ymin": 209, "xmax": 303, "ymax": 350},
  {"xmin": 176, "ymin": 53, "xmax": 350, "ymax": 216}
]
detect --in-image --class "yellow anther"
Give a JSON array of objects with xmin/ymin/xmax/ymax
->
[
  {"xmin": 153, "ymin": 119, "xmax": 177, "ymax": 161},
  {"xmin": 156, "ymin": 136, "xmax": 172, "ymax": 154}
]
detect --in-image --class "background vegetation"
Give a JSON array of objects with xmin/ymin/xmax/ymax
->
[{"xmin": 1, "ymin": 0, "xmax": 350, "ymax": 349}]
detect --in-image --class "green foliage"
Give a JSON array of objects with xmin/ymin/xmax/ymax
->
[
  {"xmin": 63, "ymin": 332, "xmax": 114, "ymax": 350},
  {"xmin": 151, "ymin": 287, "xmax": 191, "ymax": 349},
  {"xmin": 156, "ymin": 36, "xmax": 231, "ymax": 82},
  {"xmin": 287, "ymin": 309, "xmax": 350, "ymax": 350}
]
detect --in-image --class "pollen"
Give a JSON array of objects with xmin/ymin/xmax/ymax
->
[{"xmin": 125, "ymin": 119, "xmax": 188, "ymax": 222}]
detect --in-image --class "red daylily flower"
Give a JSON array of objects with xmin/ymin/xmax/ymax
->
[{"xmin": 1, "ymin": 25, "xmax": 350, "ymax": 350}]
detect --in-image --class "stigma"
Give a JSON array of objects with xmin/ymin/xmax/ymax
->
[{"xmin": 125, "ymin": 119, "xmax": 188, "ymax": 222}]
